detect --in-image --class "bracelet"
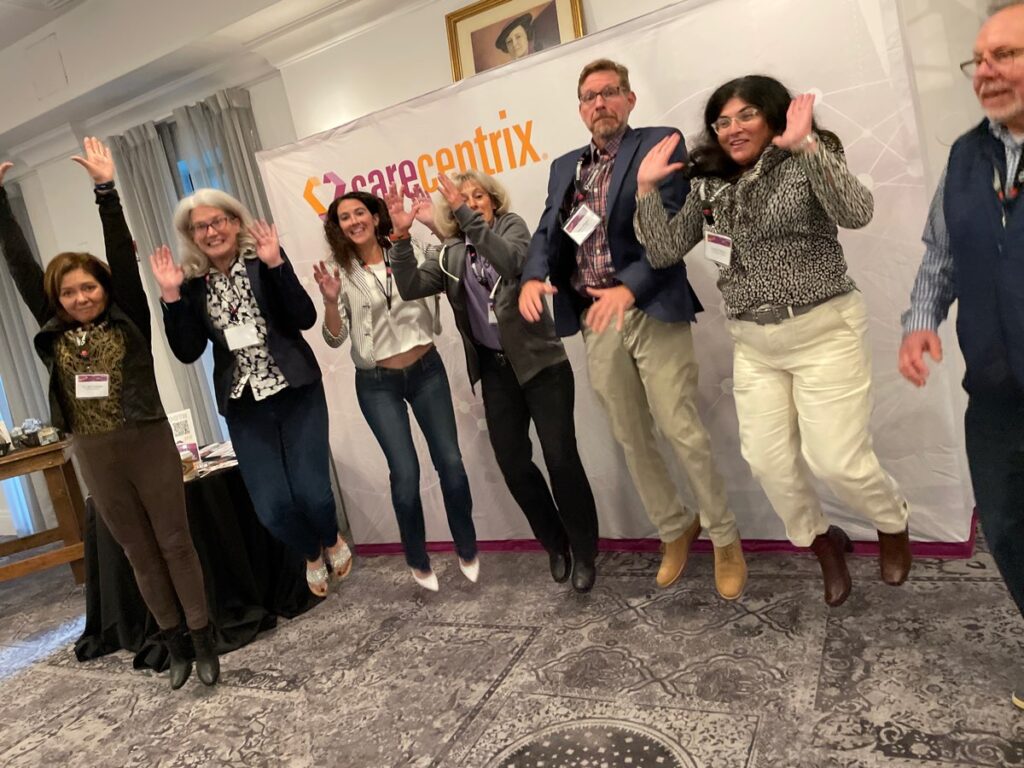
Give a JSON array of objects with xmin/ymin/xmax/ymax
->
[
  {"xmin": 390, "ymin": 231, "xmax": 411, "ymax": 241},
  {"xmin": 94, "ymin": 181, "xmax": 115, "ymax": 192},
  {"xmin": 792, "ymin": 133, "xmax": 818, "ymax": 154}
]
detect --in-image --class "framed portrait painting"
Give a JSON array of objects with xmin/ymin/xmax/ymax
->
[{"xmin": 445, "ymin": 0, "xmax": 585, "ymax": 81}]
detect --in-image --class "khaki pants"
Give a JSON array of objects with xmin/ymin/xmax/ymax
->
[
  {"xmin": 727, "ymin": 291, "xmax": 908, "ymax": 547},
  {"xmin": 582, "ymin": 308, "xmax": 737, "ymax": 545}
]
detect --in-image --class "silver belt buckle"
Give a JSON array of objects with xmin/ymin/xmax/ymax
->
[{"xmin": 752, "ymin": 305, "xmax": 785, "ymax": 325}]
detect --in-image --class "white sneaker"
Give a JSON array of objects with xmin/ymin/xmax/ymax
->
[
  {"xmin": 411, "ymin": 568, "xmax": 439, "ymax": 592},
  {"xmin": 458, "ymin": 557, "xmax": 480, "ymax": 583}
]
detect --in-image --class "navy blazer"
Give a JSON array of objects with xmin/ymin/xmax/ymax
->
[
  {"xmin": 521, "ymin": 125, "xmax": 702, "ymax": 337},
  {"xmin": 161, "ymin": 250, "xmax": 321, "ymax": 414}
]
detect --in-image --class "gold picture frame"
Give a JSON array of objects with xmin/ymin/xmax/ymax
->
[{"xmin": 445, "ymin": 0, "xmax": 585, "ymax": 81}]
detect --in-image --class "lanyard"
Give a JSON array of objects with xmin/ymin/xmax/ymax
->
[
  {"xmin": 207, "ymin": 260, "xmax": 247, "ymax": 322},
  {"xmin": 992, "ymin": 161, "xmax": 1024, "ymax": 227},
  {"xmin": 358, "ymin": 250, "xmax": 393, "ymax": 312},
  {"xmin": 467, "ymin": 245, "xmax": 501, "ymax": 309},
  {"xmin": 698, "ymin": 180, "xmax": 729, "ymax": 227},
  {"xmin": 573, "ymin": 147, "xmax": 612, "ymax": 203}
]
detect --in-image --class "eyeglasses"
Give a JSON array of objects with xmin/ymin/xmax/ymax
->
[
  {"xmin": 189, "ymin": 215, "xmax": 234, "ymax": 234},
  {"xmin": 711, "ymin": 107, "xmax": 762, "ymax": 135},
  {"xmin": 580, "ymin": 85, "xmax": 628, "ymax": 105},
  {"xmin": 960, "ymin": 47, "xmax": 1024, "ymax": 77}
]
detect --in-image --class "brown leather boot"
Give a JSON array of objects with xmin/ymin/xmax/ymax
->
[
  {"xmin": 656, "ymin": 516, "xmax": 701, "ymax": 588},
  {"xmin": 809, "ymin": 526, "xmax": 853, "ymax": 607},
  {"xmin": 877, "ymin": 528, "xmax": 911, "ymax": 586}
]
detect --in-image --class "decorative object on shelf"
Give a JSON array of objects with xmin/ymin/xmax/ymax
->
[{"xmin": 445, "ymin": 0, "xmax": 584, "ymax": 81}]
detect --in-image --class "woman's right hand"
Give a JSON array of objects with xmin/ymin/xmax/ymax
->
[
  {"xmin": 149, "ymin": 245, "xmax": 185, "ymax": 302},
  {"xmin": 313, "ymin": 260, "xmax": 341, "ymax": 305},
  {"xmin": 0, "ymin": 161, "xmax": 12, "ymax": 187},
  {"xmin": 637, "ymin": 133, "xmax": 685, "ymax": 197}
]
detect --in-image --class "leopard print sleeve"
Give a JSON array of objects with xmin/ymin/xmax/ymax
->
[
  {"xmin": 796, "ymin": 140, "xmax": 874, "ymax": 230},
  {"xmin": 634, "ymin": 186, "xmax": 705, "ymax": 268}
]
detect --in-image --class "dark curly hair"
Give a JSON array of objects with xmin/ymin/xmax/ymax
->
[
  {"xmin": 686, "ymin": 74, "xmax": 840, "ymax": 181},
  {"xmin": 323, "ymin": 191, "xmax": 393, "ymax": 273}
]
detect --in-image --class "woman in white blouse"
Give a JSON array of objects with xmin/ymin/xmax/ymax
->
[{"xmin": 315, "ymin": 191, "xmax": 478, "ymax": 592}]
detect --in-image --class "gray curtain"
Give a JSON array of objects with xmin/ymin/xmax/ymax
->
[
  {"xmin": 109, "ymin": 125, "xmax": 223, "ymax": 445},
  {"xmin": 0, "ymin": 183, "xmax": 52, "ymax": 533},
  {"xmin": 172, "ymin": 88, "xmax": 271, "ymax": 220}
]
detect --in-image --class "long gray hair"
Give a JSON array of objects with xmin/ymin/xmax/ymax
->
[
  {"xmin": 433, "ymin": 170, "xmax": 511, "ymax": 239},
  {"xmin": 173, "ymin": 188, "xmax": 258, "ymax": 278}
]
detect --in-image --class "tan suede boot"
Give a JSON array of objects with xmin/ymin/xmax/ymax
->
[
  {"xmin": 713, "ymin": 540, "xmax": 747, "ymax": 600},
  {"xmin": 656, "ymin": 516, "xmax": 701, "ymax": 588}
]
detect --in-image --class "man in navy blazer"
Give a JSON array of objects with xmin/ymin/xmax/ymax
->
[{"xmin": 519, "ymin": 58, "xmax": 745, "ymax": 600}]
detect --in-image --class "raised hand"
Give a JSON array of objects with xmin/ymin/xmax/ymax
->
[
  {"xmin": 0, "ymin": 161, "xmax": 12, "ymax": 187},
  {"xmin": 585, "ymin": 284, "xmax": 635, "ymax": 334},
  {"xmin": 313, "ymin": 260, "xmax": 342, "ymax": 305},
  {"xmin": 772, "ymin": 93, "xmax": 816, "ymax": 152},
  {"xmin": 637, "ymin": 133, "xmax": 685, "ymax": 196},
  {"xmin": 518, "ymin": 279, "xmax": 558, "ymax": 323},
  {"xmin": 384, "ymin": 184, "xmax": 416, "ymax": 236},
  {"xmin": 251, "ymin": 220, "xmax": 284, "ymax": 267},
  {"xmin": 437, "ymin": 173, "xmax": 467, "ymax": 210},
  {"xmin": 410, "ymin": 186, "xmax": 436, "ymax": 230},
  {"xmin": 71, "ymin": 137, "xmax": 115, "ymax": 185},
  {"xmin": 149, "ymin": 245, "xmax": 185, "ymax": 302},
  {"xmin": 898, "ymin": 330, "xmax": 943, "ymax": 387}
]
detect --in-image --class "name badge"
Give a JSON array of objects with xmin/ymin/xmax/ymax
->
[
  {"xmin": 704, "ymin": 231, "xmax": 733, "ymax": 267},
  {"xmin": 224, "ymin": 323, "xmax": 260, "ymax": 351},
  {"xmin": 76, "ymin": 373, "xmax": 110, "ymax": 399},
  {"xmin": 562, "ymin": 203, "xmax": 601, "ymax": 245}
]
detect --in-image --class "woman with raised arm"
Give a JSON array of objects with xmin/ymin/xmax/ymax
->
[
  {"xmin": 0, "ymin": 139, "xmax": 218, "ymax": 689},
  {"xmin": 634, "ymin": 76, "xmax": 911, "ymax": 607},
  {"xmin": 385, "ymin": 173, "xmax": 599, "ymax": 593},
  {"xmin": 314, "ymin": 190, "xmax": 477, "ymax": 592},
  {"xmin": 149, "ymin": 189, "xmax": 351, "ymax": 599}
]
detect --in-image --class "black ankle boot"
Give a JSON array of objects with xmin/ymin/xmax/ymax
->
[
  {"xmin": 162, "ymin": 626, "xmax": 193, "ymax": 690},
  {"xmin": 191, "ymin": 624, "xmax": 220, "ymax": 686}
]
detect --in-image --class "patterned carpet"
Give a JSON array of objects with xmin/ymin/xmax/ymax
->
[{"xmin": 0, "ymin": 539, "xmax": 1021, "ymax": 767}]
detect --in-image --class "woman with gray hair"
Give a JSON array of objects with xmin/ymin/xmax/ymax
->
[
  {"xmin": 386, "ymin": 172, "xmax": 599, "ymax": 593},
  {"xmin": 148, "ymin": 188, "xmax": 351, "ymax": 598}
]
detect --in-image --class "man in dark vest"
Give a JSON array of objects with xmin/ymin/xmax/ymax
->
[{"xmin": 899, "ymin": 3, "xmax": 1024, "ymax": 710}]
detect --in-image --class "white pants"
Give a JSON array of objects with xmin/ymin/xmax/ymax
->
[{"xmin": 727, "ymin": 291, "xmax": 908, "ymax": 547}]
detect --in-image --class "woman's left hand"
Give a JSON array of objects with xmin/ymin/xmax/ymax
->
[
  {"xmin": 772, "ymin": 93, "xmax": 816, "ymax": 152},
  {"xmin": 251, "ymin": 220, "xmax": 284, "ymax": 267},
  {"xmin": 71, "ymin": 137, "xmax": 115, "ymax": 185}
]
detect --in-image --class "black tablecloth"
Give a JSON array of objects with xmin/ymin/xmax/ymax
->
[{"xmin": 75, "ymin": 465, "xmax": 320, "ymax": 671}]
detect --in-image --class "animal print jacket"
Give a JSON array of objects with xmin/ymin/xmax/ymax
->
[{"xmin": 634, "ymin": 136, "xmax": 873, "ymax": 317}]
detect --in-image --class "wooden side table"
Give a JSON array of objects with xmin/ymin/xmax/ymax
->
[{"xmin": 0, "ymin": 440, "xmax": 86, "ymax": 584}]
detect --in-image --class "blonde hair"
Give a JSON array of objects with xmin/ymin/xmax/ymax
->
[
  {"xmin": 173, "ymin": 188, "xmax": 258, "ymax": 278},
  {"xmin": 433, "ymin": 170, "xmax": 512, "ymax": 239}
]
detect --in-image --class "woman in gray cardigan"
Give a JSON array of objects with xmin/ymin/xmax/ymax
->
[{"xmin": 386, "ymin": 172, "xmax": 599, "ymax": 593}]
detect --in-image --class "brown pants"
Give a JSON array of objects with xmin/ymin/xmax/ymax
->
[{"xmin": 74, "ymin": 420, "xmax": 208, "ymax": 630}]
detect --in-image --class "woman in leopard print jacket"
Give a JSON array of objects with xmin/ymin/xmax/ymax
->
[{"xmin": 634, "ymin": 75, "xmax": 910, "ymax": 608}]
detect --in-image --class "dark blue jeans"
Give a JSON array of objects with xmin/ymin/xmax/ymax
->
[
  {"xmin": 965, "ymin": 390, "xmax": 1024, "ymax": 617},
  {"xmin": 355, "ymin": 348, "xmax": 476, "ymax": 571},
  {"xmin": 225, "ymin": 380, "xmax": 340, "ymax": 561}
]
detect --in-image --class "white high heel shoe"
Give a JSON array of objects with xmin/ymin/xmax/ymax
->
[
  {"xmin": 458, "ymin": 557, "xmax": 480, "ymax": 584},
  {"xmin": 411, "ymin": 568, "xmax": 439, "ymax": 592}
]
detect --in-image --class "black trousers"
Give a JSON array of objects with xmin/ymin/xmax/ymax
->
[
  {"xmin": 965, "ymin": 389, "xmax": 1024, "ymax": 617},
  {"xmin": 477, "ymin": 348, "xmax": 598, "ymax": 562}
]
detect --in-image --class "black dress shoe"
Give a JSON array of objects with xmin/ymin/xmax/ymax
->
[
  {"xmin": 161, "ymin": 626, "xmax": 193, "ymax": 690},
  {"xmin": 190, "ymin": 624, "xmax": 221, "ymax": 686},
  {"xmin": 549, "ymin": 549, "xmax": 571, "ymax": 583},
  {"xmin": 571, "ymin": 559, "xmax": 596, "ymax": 593}
]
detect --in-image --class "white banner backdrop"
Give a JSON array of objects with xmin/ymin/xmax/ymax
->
[{"xmin": 256, "ymin": 0, "xmax": 974, "ymax": 547}]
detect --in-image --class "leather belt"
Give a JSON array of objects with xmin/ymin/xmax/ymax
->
[{"xmin": 734, "ymin": 292, "xmax": 847, "ymax": 325}]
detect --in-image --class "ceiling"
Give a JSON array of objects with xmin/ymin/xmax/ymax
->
[{"xmin": 0, "ymin": 0, "xmax": 85, "ymax": 51}]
